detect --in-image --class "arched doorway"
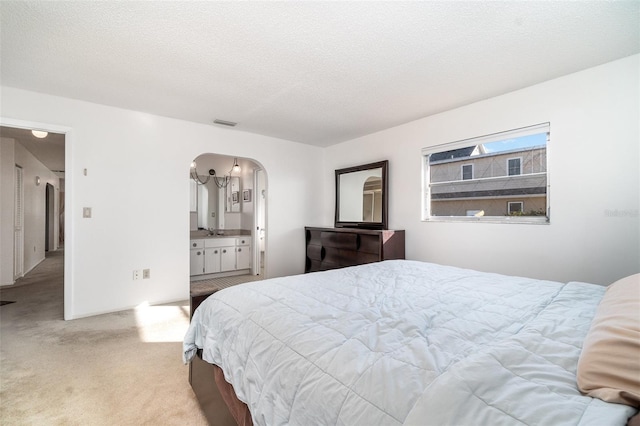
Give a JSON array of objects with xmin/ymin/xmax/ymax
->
[{"xmin": 188, "ymin": 154, "xmax": 267, "ymax": 284}]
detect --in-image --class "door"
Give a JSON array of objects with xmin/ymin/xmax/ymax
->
[
  {"xmin": 14, "ymin": 165, "xmax": 24, "ymax": 279},
  {"xmin": 46, "ymin": 183, "xmax": 55, "ymax": 252}
]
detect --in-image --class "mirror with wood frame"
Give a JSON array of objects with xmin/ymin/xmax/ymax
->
[{"xmin": 335, "ymin": 160, "xmax": 388, "ymax": 230}]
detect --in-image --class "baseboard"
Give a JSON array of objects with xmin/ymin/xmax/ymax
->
[
  {"xmin": 23, "ymin": 256, "xmax": 46, "ymax": 276},
  {"xmin": 67, "ymin": 296, "xmax": 190, "ymax": 320},
  {"xmin": 0, "ymin": 257, "xmax": 46, "ymax": 287}
]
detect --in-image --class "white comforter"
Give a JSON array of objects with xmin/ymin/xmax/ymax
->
[{"xmin": 183, "ymin": 260, "xmax": 636, "ymax": 425}]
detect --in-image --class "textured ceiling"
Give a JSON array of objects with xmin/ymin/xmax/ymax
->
[{"xmin": 1, "ymin": 1, "xmax": 638, "ymax": 147}]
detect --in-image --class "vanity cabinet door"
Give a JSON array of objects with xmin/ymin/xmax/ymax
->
[
  {"xmin": 220, "ymin": 247, "xmax": 236, "ymax": 272},
  {"xmin": 204, "ymin": 248, "xmax": 221, "ymax": 274},
  {"xmin": 190, "ymin": 249, "xmax": 204, "ymax": 276},
  {"xmin": 236, "ymin": 244, "xmax": 251, "ymax": 270}
]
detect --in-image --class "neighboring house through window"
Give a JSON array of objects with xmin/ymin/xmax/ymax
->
[{"xmin": 422, "ymin": 123, "xmax": 550, "ymax": 223}]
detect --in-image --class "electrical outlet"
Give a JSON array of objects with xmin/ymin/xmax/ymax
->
[
  {"xmin": 133, "ymin": 270, "xmax": 141, "ymax": 280},
  {"xmin": 142, "ymin": 269, "xmax": 150, "ymax": 279},
  {"xmin": 83, "ymin": 207, "xmax": 92, "ymax": 218}
]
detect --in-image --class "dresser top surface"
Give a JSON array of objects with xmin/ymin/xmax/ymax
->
[{"xmin": 305, "ymin": 227, "xmax": 404, "ymax": 235}]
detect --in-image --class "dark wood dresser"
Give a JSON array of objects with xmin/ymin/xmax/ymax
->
[{"xmin": 305, "ymin": 227, "xmax": 405, "ymax": 273}]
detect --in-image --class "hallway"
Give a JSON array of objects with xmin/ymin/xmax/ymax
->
[{"xmin": 0, "ymin": 249, "xmax": 64, "ymax": 316}]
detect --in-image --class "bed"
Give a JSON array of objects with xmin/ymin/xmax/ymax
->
[{"xmin": 183, "ymin": 260, "xmax": 639, "ymax": 425}]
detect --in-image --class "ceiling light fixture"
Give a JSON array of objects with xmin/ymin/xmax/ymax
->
[
  {"xmin": 232, "ymin": 158, "xmax": 241, "ymax": 173},
  {"xmin": 190, "ymin": 158, "xmax": 241, "ymax": 188},
  {"xmin": 213, "ymin": 119, "xmax": 238, "ymax": 127},
  {"xmin": 32, "ymin": 130, "xmax": 48, "ymax": 138}
]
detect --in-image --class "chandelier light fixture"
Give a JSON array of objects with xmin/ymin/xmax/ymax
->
[{"xmin": 190, "ymin": 157, "xmax": 241, "ymax": 188}]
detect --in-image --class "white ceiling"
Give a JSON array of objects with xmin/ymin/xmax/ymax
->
[{"xmin": 1, "ymin": 1, "xmax": 638, "ymax": 147}]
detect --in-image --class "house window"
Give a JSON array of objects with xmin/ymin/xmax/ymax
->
[
  {"xmin": 461, "ymin": 164, "xmax": 473, "ymax": 180},
  {"xmin": 507, "ymin": 158, "xmax": 522, "ymax": 176},
  {"xmin": 508, "ymin": 201, "xmax": 523, "ymax": 215},
  {"xmin": 422, "ymin": 122, "xmax": 550, "ymax": 223}
]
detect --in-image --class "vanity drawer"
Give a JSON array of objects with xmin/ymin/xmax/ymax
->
[
  {"xmin": 205, "ymin": 238, "xmax": 237, "ymax": 248},
  {"xmin": 236, "ymin": 237, "xmax": 250, "ymax": 246},
  {"xmin": 190, "ymin": 240, "xmax": 204, "ymax": 249}
]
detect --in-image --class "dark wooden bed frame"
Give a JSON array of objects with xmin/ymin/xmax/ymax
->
[
  {"xmin": 190, "ymin": 289, "xmax": 250, "ymax": 425},
  {"xmin": 189, "ymin": 351, "xmax": 237, "ymax": 426}
]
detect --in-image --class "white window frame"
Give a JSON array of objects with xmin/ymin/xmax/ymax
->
[
  {"xmin": 507, "ymin": 157, "xmax": 522, "ymax": 176},
  {"xmin": 461, "ymin": 164, "xmax": 473, "ymax": 180},
  {"xmin": 507, "ymin": 201, "xmax": 524, "ymax": 215},
  {"xmin": 421, "ymin": 122, "xmax": 550, "ymax": 224}
]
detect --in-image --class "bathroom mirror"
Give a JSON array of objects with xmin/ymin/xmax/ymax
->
[
  {"xmin": 335, "ymin": 160, "xmax": 388, "ymax": 229},
  {"xmin": 190, "ymin": 178, "xmax": 222, "ymax": 230}
]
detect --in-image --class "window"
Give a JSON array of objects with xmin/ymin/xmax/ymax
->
[
  {"xmin": 422, "ymin": 123, "xmax": 549, "ymax": 223},
  {"xmin": 507, "ymin": 158, "xmax": 521, "ymax": 176},
  {"xmin": 461, "ymin": 164, "xmax": 473, "ymax": 180},
  {"xmin": 507, "ymin": 201, "xmax": 523, "ymax": 215}
]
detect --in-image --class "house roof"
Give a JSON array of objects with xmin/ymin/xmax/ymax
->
[
  {"xmin": 1, "ymin": 2, "xmax": 638, "ymax": 147},
  {"xmin": 429, "ymin": 146, "xmax": 479, "ymax": 163}
]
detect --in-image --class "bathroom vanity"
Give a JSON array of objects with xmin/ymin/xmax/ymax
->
[{"xmin": 190, "ymin": 232, "xmax": 251, "ymax": 280}]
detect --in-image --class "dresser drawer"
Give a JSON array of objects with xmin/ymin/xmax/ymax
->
[
  {"xmin": 358, "ymin": 234, "xmax": 381, "ymax": 254},
  {"xmin": 321, "ymin": 231, "xmax": 358, "ymax": 250},
  {"xmin": 304, "ymin": 227, "xmax": 405, "ymax": 273},
  {"xmin": 325, "ymin": 248, "xmax": 378, "ymax": 267},
  {"xmin": 306, "ymin": 244, "xmax": 324, "ymax": 261}
]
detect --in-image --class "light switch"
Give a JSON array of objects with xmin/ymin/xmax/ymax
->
[{"xmin": 83, "ymin": 207, "xmax": 92, "ymax": 218}]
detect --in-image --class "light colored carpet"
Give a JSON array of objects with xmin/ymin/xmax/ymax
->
[{"xmin": 0, "ymin": 250, "xmax": 215, "ymax": 425}]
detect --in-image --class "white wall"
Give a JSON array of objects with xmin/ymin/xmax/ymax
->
[
  {"xmin": 0, "ymin": 137, "xmax": 60, "ymax": 285},
  {"xmin": 323, "ymin": 55, "xmax": 640, "ymax": 286},
  {"xmin": 1, "ymin": 88, "xmax": 324, "ymax": 318},
  {"xmin": 0, "ymin": 138, "xmax": 16, "ymax": 284}
]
